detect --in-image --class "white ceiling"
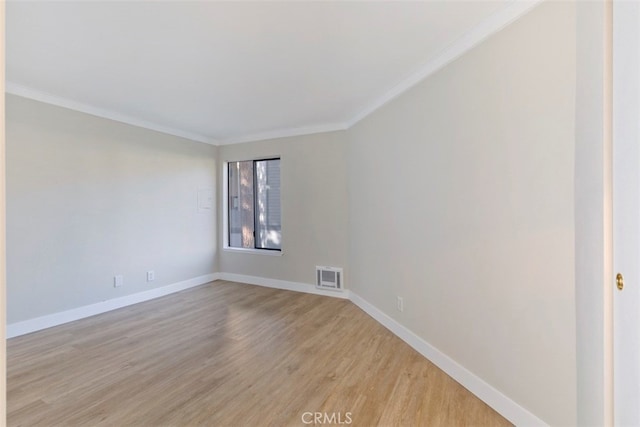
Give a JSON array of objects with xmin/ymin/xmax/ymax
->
[{"xmin": 6, "ymin": 1, "xmax": 538, "ymax": 145}]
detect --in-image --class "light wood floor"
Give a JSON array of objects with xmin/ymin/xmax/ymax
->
[{"xmin": 8, "ymin": 280, "xmax": 511, "ymax": 426}]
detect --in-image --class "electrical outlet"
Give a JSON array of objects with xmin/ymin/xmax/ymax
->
[
  {"xmin": 114, "ymin": 275, "xmax": 124, "ymax": 288},
  {"xmin": 147, "ymin": 270, "xmax": 155, "ymax": 282},
  {"xmin": 396, "ymin": 296, "xmax": 403, "ymax": 312}
]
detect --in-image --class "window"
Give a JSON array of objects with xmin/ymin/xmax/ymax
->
[{"xmin": 227, "ymin": 158, "xmax": 281, "ymax": 251}]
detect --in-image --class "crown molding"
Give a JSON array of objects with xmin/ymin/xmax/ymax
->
[
  {"xmin": 5, "ymin": 0, "xmax": 541, "ymax": 146},
  {"xmin": 219, "ymin": 122, "xmax": 349, "ymax": 145},
  {"xmin": 346, "ymin": 0, "xmax": 543, "ymax": 128},
  {"xmin": 5, "ymin": 81, "xmax": 219, "ymax": 145}
]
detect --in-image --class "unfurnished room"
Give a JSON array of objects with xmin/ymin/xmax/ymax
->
[{"xmin": 0, "ymin": 0, "xmax": 636, "ymax": 426}]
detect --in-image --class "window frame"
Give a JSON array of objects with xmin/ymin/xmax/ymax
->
[{"xmin": 223, "ymin": 158, "xmax": 283, "ymax": 256}]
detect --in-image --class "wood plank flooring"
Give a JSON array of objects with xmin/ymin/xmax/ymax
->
[{"xmin": 8, "ymin": 280, "xmax": 511, "ymax": 426}]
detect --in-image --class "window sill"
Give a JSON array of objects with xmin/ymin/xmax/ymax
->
[{"xmin": 222, "ymin": 247, "xmax": 283, "ymax": 257}]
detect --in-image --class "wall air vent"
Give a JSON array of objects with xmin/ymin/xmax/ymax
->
[{"xmin": 316, "ymin": 266, "xmax": 343, "ymax": 291}]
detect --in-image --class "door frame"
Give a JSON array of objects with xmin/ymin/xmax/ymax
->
[{"xmin": 612, "ymin": 1, "xmax": 640, "ymax": 425}]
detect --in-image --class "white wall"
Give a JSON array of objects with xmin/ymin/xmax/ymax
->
[
  {"xmin": 6, "ymin": 94, "xmax": 217, "ymax": 323},
  {"xmin": 346, "ymin": 2, "xmax": 576, "ymax": 425},
  {"xmin": 217, "ymin": 132, "xmax": 348, "ymax": 288},
  {"xmin": 1, "ymin": 0, "xmax": 7, "ymax": 419}
]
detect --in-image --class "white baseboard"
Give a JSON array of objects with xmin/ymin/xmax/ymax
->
[
  {"xmin": 219, "ymin": 272, "xmax": 545, "ymax": 424},
  {"xmin": 218, "ymin": 272, "xmax": 350, "ymax": 300},
  {"xmin": 348, "ymin": 291, "xmax": 547, "ymax": 427},
  {"xmin": 7, "ymin": 271, "xmax": 545, "ymax": 425},
  {"xmin": 7, "ymin": 273, "xmax": 220, "ymax": 338}
]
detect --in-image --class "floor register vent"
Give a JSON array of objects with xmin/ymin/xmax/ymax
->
[{"xmin": 316, "ymin": 266, "xmax": 343, "ymax": 291}]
